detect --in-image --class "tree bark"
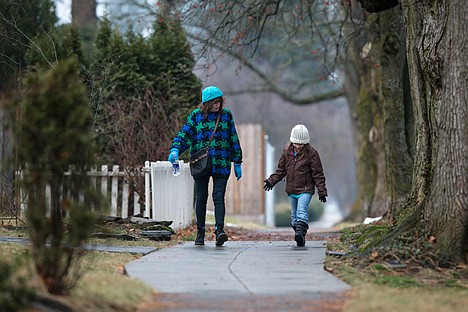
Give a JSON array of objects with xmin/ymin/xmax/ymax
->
[
  {"xmin": 380, "ymin": 7, "xmax": 413, "ymax": 221},
  {"xmin": 346, "ymin": 5, "xmax": 412, "ymax": 220},
  {"xmin": 401, "ymin": 0, "xmax": 468, "ymax": 263},
  {"xmin": 358, "ymin": 0, "xmax": 398, "ymax": 13},
  {"xmin": 344, "ymin": 8, "xmax": 382, "ymax": 220},
  {"xmin": 71, "ymin": 0, "xmax": 97, "ymax": 28}
]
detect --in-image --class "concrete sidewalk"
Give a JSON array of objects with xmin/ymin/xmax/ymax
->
[{"xmin": 124, "ymin": 241, "xmax": 350, "ymax": 296}]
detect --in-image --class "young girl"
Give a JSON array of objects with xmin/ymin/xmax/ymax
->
[{"xmin": 263, "ymin": 124, "xmax": 327, "ymax": 247}]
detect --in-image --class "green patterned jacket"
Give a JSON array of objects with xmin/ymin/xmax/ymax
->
[{"xmin": 171, "ymin": 108, "xmax": 243, "ymax": 177}]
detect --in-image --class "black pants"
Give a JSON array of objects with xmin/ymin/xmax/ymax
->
[{"xmin": 194, "ymin": 174, "xmax": 228, "ymax": 229}]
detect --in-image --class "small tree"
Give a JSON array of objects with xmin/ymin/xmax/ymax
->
[{"xmin": 9, "ymin": 58, "xmax": 106, "ymax": 295}]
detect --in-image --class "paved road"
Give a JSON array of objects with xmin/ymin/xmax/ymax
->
[{"xmin": 125, "ymin": 240, "xmax": 350, "ymax": 311}]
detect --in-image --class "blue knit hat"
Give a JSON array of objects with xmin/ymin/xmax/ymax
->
[{"xmin": 202, "ymin": 86, "xmax": 223, "ymax": 103}]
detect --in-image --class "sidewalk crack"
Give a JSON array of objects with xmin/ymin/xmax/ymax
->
[{"xmin": 227, "ymin": 243, "xmax": 254, "ymax": 295}]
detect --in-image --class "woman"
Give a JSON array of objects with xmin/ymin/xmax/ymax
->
[
  {"xmin": 168, "ymin": 86, "xmax": 243, "ymax": 246},
  {"xmin": 264, "ymin": 124, "xmax": 327, "ymax": 247}
]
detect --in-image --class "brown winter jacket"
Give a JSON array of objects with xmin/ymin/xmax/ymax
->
[{"xmin": 266, "ymin": 143, "xmax": 328, "ymax": 197}]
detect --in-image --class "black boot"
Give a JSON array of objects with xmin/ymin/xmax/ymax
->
[
  {"xmin": 215, "ymin": 224, "xmax": 228, "ymax": 246},
  {"xmin": 295, "ymin": 221, "xmax": 309, "ymax": 247},
  {"xmin": 195, "ymin": 227, "xmax": 205, "ymax": 245}
]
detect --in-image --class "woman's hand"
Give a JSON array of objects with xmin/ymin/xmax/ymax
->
[
  {"xmin": 234, "ymin": 163, "xmax": 242, "ymax": 180},
  {"xmin": 168, "ymin": 148, "xmax": 179, "ymax": 164}
]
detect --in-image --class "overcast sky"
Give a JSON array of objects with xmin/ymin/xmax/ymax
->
[{"xmin": 54, "ymin": 0, "xmax": 70, "ymax": 23}]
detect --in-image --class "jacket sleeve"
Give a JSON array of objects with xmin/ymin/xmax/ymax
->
[
  {"xmin": 171, "ymin": 110, "xmax": 196, "ymax": 153},
  {"xmin": 266, "ymin": 150, "xmax": 287, "ymax": 186},
  {"xmin": 228, "ymin": 110, "xmax": 243, "ymax": 164},
  {"xmin": 310, "ymin": 150, "xmax": 327, "ymax": 196}
]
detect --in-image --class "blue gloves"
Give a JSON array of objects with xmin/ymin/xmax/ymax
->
[
  {"xmin": 168, "ymin": 148, "xmax": 179, "ymax": 164},
  {"xmin": 234, "ymin": 163, "xmax": 242, "ymax": 180}
]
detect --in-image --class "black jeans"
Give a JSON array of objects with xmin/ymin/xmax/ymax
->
[{"xmin": 194, "ymin": 174, "xmax": 228, "ymax": 229}]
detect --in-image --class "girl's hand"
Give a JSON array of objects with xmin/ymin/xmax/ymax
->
[{"xmin": 263, "ymin": 180, "xmax": 273, "ymax": 191}]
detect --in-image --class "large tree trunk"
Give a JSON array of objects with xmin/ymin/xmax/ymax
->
[
  {"xmin": 380, "ymin": 7, "xmax": 413, "ymax": 221},
  {"xmin": 400, "ymin": 0, "xmax": 468, "ymax": 263},
  {"xmin": 71, "ymin": 0, "xmax": 97, "ymax": 28},
  {"xmin": 344, "ymin": 8, "xmax": 383, "ymax": 220},
  {"xmin": 71, "ymin": 0, "xmax": 97, "ymax": 64},
  {"xmin": 346, "ymin": 4, "xmax": 412, "ymax": 220}
]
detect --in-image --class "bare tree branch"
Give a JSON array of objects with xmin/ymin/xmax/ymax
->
[
  {"xmin": 188, "ymin": 33, "xmax": 344, "ymax": 105},
  {"xmin": 0, "ymin": 12, "xmax": 54, "ymax": 68}
]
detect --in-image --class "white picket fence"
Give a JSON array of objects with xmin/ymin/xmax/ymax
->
[{"xmin": 19, "ymin": 162, "xmax": 194, "ymax": 230}]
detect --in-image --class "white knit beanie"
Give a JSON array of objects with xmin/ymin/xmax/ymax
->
[{"xmin": 290, "ymin": 124, "xmax": 310, "ymax": 144}]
